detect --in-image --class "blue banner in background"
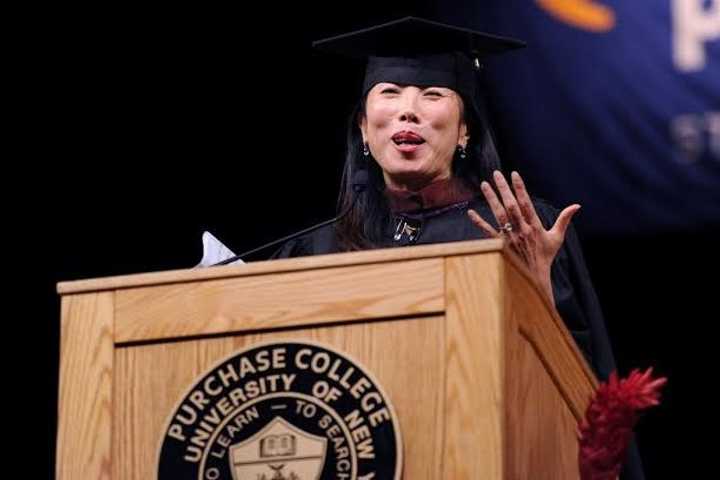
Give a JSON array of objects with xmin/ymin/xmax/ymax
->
[{"xmin": 438, "ymin": 0, "xmax": 719, "ymax": 234}]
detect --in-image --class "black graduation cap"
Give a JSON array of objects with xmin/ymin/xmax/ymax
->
[{"xmin": 312, "ymin": 17, "xmax": 526, "ymax": 102}]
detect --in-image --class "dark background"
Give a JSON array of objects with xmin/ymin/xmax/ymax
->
[{"xmin": 33, "ymin": 2, "xmax": 716, "ymax": 478}]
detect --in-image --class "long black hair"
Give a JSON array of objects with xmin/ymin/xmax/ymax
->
[{"xmin": 335, "ymin": 89, "xmax": 502, "ymax": 251}]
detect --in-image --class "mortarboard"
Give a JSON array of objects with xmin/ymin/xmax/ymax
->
[{"xmin": 312, "ymin": 17, "xmax": 526, "ymax": 103}]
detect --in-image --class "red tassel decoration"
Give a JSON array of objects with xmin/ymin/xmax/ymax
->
[{"xmin": 578, "ymin": 368, "xmax": 667, "ymax": 480}]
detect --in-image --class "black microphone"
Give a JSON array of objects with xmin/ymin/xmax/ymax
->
[{"xmin": 213, "ymin": 170, "xmax": 368, "ymax": 266}]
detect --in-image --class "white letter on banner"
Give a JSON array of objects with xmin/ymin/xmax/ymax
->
[{"xmin": 672, "ymin": 0, "xmax": 720, "ymax": 71}]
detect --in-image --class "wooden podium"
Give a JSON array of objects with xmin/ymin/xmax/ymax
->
[{"xmin": 56, "ymin": 239, "xmax": 596, "ymax": 479}]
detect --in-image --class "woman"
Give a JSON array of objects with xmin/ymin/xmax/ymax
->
[
  {"xmin": 276, "ymin": 17, "xmax": 605, "ymax": 374},
  {"xmin": 274, "ymin": 17, "xmax": 644, "ymax": 478}
]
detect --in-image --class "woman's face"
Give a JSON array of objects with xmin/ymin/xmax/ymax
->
[{"xmin": 360, "ymin": 82, "xmax": 468, "ymax": 191}]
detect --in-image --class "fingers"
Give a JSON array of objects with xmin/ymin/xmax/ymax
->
[
  {"xmin": 467, "ymin": 209, "xmax": 499, "ymax": 237},
  {"xmin": 552, "ymin": 204, "xmax": 581, "ymax": 239},
  {"xmin": 492, "ymin": 170, "xmax": 527, "ymax": 232},
  {"xmin": 480, "ymin": 178, "xmax": 512, "ymax": 230},
  {"xmin": 510, "ymin": 171, "xmax": 542, "ymax": 229}
]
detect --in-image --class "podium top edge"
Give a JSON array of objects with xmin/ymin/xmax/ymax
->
[{"xmin": 57, "ymin": 238, "xmax": 505, "ymax": 295}]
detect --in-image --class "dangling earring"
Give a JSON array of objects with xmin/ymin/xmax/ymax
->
[
  {"xmin": 363, "ymin": 142, "xmax": 370, "ymax": 157},
  {"xmin": 457, "ymin": 145, "xmax": 467, "ymax": 159}
]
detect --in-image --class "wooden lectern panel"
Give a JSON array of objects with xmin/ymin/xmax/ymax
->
[
  {"xmin": 114, "ymin": 258, "xmax": 444, "ymax": 344},
  {"xmin": 504, "ymin": 260, "xmax": 593, "ymax": 479},
  {"xmin": 444, "ymin": 254, "xmax": 504, "ymax": 479},
  {"xmin": 505, "ymin": 332, "xmax": 579, "ymax": 479},
  {"xmin": 57, "ymin": 292, "xmax": 114, "ymax": 480},
  {"xmin": 114, "ymin": 316, "xmax": 445, "ymax": 479}
]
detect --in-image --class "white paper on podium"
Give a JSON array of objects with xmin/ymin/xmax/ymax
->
[{"xmin": 195, "ymin": 231, "xmax": 245, "ymax": 267}]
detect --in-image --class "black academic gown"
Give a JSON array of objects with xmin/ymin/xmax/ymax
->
[{"xmin": 273, "ymin": 195, "xmax": 644, "ymax": 480}]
